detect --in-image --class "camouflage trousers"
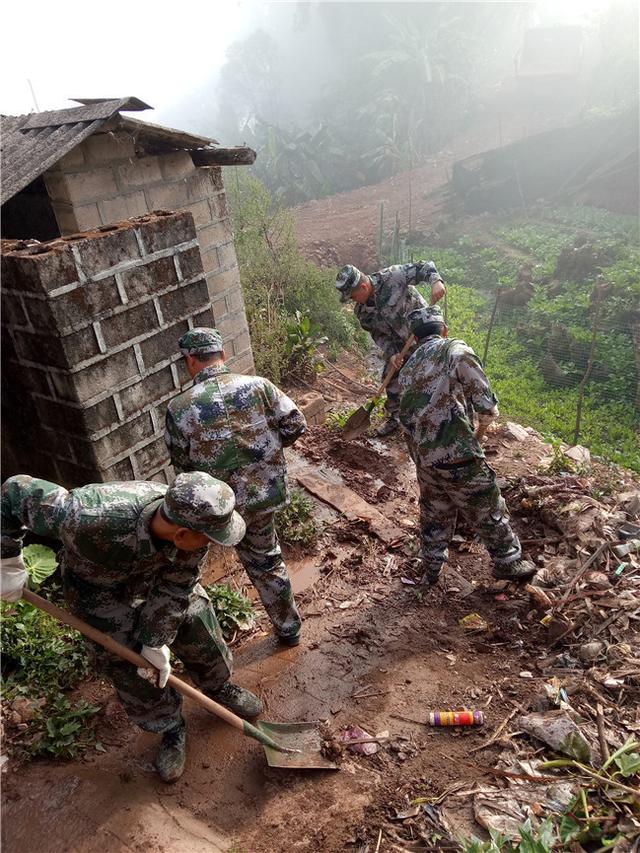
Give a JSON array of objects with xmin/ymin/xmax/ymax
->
[
  {"xmin": 63, "ymin": 572, "xmax": 232, "ymax": 734},
  {"xmin": 416, "ymin": 457, "xmax": 522, "ymax": 574},
  {"xmin": 236, "ymin": 509, "xmax": 301, "ymax": 639}
]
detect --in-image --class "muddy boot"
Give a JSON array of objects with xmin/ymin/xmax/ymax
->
[
  {"xmin": 376, "ymin": 415, "xmax": 400, "ymax": 437},
  {"xmin": 155, "ymin": 718, "xmax": 187, "ymax": 783},
  {"xmin": 492, "ymin": 559, "xmax": 537, "ymax": 582},
  {"xmin": 211, "ymin": 682, "xmax": 263, "ymax": 719},
  {"xmin": 419, "ymin": 565, "xmax": 442, "ymax": 586},
  {"xmin": 277, "ymin": 632, "xmax": 301, "ymax": 647}
]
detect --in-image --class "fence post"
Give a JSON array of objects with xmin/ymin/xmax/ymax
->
[
  {"xmin": 483, "ymin": 286, "xmax": 502, "ymax": 365},
  {"xmin": 378, "ymin": 201, "xmax": 385, "ymax": 266},
  {"xmin": 573, "ymin": 279, "xmax": 605, "ymax": 446}
]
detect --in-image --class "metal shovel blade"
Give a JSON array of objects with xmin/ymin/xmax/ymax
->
[
  {"xmin": 256, "ymin": 721, "xmax": 338, "ymax": 770},
  {"xmin": 342, "ymin": 402, "xmax": 374, "ymax": 441}
]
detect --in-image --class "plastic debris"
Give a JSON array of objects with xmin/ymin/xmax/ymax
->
[
  {"xmin": 339, "ymin": 725, "xmax": 380, "ymax": 755},
  {"xmin": 473, "ymin": 760, "xmax": 576, "ymax": 841},
  {"xmin": 518, "ymin": 710, "xmax": 592, "ymax": 763},
  {"xmin": 458, "ymin": 612, "xmax": 490, "ymax": 632}
]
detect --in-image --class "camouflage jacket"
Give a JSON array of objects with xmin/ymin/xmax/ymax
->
[
  {"xmin": 398, "ymin": 336, "xmax": 498, "ymax": 466},
  {"xmin": 165, "ymin": 365, "xmax": 306, "ymax": 515},
  {"xmin": 354, "ymin": 262, "xmax": 443, "ymax": 361},
  {"xmin": 1, "ymin": 475, "xmax": 205, "ymax": 647}
]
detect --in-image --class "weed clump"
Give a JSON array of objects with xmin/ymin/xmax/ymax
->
[
  {"xmin": 1, "ymin": 545, "xmax": 98, "ymax": 761},
  {"xmin": 276, "ymin": 489, "xmax": 320, "ymax": 549},
  {"xmin": 226, "ymin": 170, "xmax": 367, "ymax": 383}
]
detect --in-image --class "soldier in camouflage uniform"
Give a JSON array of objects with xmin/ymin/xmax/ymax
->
[
  {"xmin": 397, "ymin": 306, "xmax": 536, "ymax": 585},
  {"xmin": 335, "ymin": 261, "xmax": 446, "ymax": 436},
  {"xmin": 0, "ymin": 471, "xmax": 263, "ymax": 783},
  {"xmin": 165, "ymin": 328, "xmax": 307, "ymax": 646}
]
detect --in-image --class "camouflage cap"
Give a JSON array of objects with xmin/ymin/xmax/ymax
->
[
  {"xmin": 407, "ymin": 305, "xmax": 445, "ymax": 334},
  {"xmin": 335, "ymin": 264, "xmax": 362, "ymax": 302},
  {"xmin": 178, "ymin": 327, "xmax": 223, "ymax": 356},
  {"xmin": 163, "ymin": 472, "xmax": 246, "ymax": 546}
]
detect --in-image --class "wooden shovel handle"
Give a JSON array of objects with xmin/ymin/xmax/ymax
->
[
  {"xmin": 377, "ymin": 335, "xmax": 416, "ymax": 396},
  {"xmin": 21, "ymin": 588, "xmax": 245, "ymax": 734}
]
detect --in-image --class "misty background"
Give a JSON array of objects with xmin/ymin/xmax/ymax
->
[{"xmin": 3, "ymin": 1, "xmax": 637, "ymax": 206}]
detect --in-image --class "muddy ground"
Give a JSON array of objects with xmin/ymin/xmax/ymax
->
[{"xmin": 3, "ymin": 380, "xmax": 637, "ymax": 853}]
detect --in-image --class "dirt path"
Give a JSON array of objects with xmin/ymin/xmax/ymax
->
[
  {"xmin": 2, "ymin": 422, "xmax": 569, "ymax": 853},
  {"xmin": 292, "ymin": 103, "xmax": 576, "ymax": 270}
]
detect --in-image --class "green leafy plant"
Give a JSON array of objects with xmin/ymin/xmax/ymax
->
[
  {"xmin": 276, "ymin": 489, "xmax": 319, "ymax": 549},
  {"xmin": 325, "ymin": 407, "xmax": 358, "ymax": 430},
  {"xmin": 460, "ymin": 818, "xmax": 557, "ymax": 853},
  {"xmin": 285, "ymin": 311, "xmax": 327, "ymax": 380},
  {"xmin": 204, "ymin": 583, "xmax": 255, "ymax": 640},
  {"xmin": 22, "ymin": 544, "xmax": 59, "ymax": 586},
  {"xmin": 24, "ymin": 695, "xmax": 99, "ymax": 760},
  {"xmin": 1, "ymin": 545, "xmax": 95, "ymax": 761}
]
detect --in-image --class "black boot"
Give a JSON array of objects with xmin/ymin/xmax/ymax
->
[
  {"xmin": 277, "ymin": 632, "xmax": 301, "ymax": 647},
  {"xmin": 493, "ymin": 559, "xmax": 536, "ymax": 581},
  {"xmin": 211, "ymin": 682, "xmax": 263, "ymax": 718},
  {"xmin": 155, "ymin": 718, "xmax": 187, "ymax": 783},
  {"xmin": 376, "ymin": 415, "xmax": 400, "ymax": 437}
]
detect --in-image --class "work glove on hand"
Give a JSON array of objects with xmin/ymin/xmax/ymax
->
[
  {"xmin": 138, "ymin": 644, "xmax": 171, "ymax": 689},
  {"xmin": 0, "ymin": 555, "xmax": 28, "ymax": 602}
]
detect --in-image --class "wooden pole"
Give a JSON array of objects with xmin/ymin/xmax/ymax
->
[{"xmin": 482, "ymin": 286, "xmax": 502, "ymax": 365}]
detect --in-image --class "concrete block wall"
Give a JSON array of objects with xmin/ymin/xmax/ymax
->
[
  {"xmin": 1, "ymin": 211, "xmax": 218, "ymax": 487},
  {"xmin": 42, "ymin": 130, "xmax": 253, "ymax": 373}
]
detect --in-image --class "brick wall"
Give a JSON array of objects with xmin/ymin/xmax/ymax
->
[
  {"xmin": 41, "ymin": 131, "xmax": 253, "ymax": 373},
  {"xmin": 1, "ymin": 211, "xmax": 220, "ymax": 487}
]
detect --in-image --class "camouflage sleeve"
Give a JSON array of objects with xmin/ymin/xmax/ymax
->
[
  {"xmin": 453, "ymin": 346, "xmax": 499, "ymax": 414},
  {"xmin": 395, "ymin": 261, "xmax": 443, "ymax": 289},
  {"xmin": 135, "ymin": 554, "xmax": 203, "ymax": 647},
  {"xmin": 353, "ymin": 305, "xmax": 393, "ymax": 356},
  {"xmin": 1, "ymin": 475, "xmax": 68, "ymax": 558},
  {"xmin": 262, "ymin": 381, "xmax": 307, "ymax": 447},
  {"xmin": 164, "ymin": 406, "xmax": 193, "ymax": 474}
]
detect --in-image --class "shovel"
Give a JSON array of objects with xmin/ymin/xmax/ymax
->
[
  {"xmin": 22, "ymin": 588, "xmax": 337, "ymax": 770},
  {"xmin": 342, "ymin": 335, "xmax": 416, "ymax": 440}
]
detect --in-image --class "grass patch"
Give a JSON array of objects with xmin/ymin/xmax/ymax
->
[
  {"xmin": 411, "ymin": 206, "xmax": 640, "ymax": 472},
  {"xmin": 226, "ymin": 170, "xmax": 367, "ymax": 383}
]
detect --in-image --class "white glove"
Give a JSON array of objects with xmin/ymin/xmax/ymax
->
[
  {"xmin": 137, "ymin": 644, "xmax": 171, "ymax": 688},
  {"xmin": 0, "ymin": 555, "xmax": 28, "ymax": 602}
]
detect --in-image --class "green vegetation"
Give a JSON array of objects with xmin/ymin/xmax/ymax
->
[
  {"xmin": 1, "ymin": 545, "xmax": 99, "ymax": 760},
  {"xmin": 204, "ymin": 583, "xmax": 255, "ymax": 640},
  {"xmin": 227, "ymin": 171, "xmax": 366, "ymax": 383},
  {"xmin": 412, "ymin": 206, "xmax": 640, "ymax": 471},
  {"xmin": 275, "ymin": 489, "xmax": 319, "ymax": 549}
]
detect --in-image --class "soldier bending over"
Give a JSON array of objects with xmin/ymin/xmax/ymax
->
[{"xmin": 0, "ymin": 472, "xmax": 262, "ymax": 783}]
